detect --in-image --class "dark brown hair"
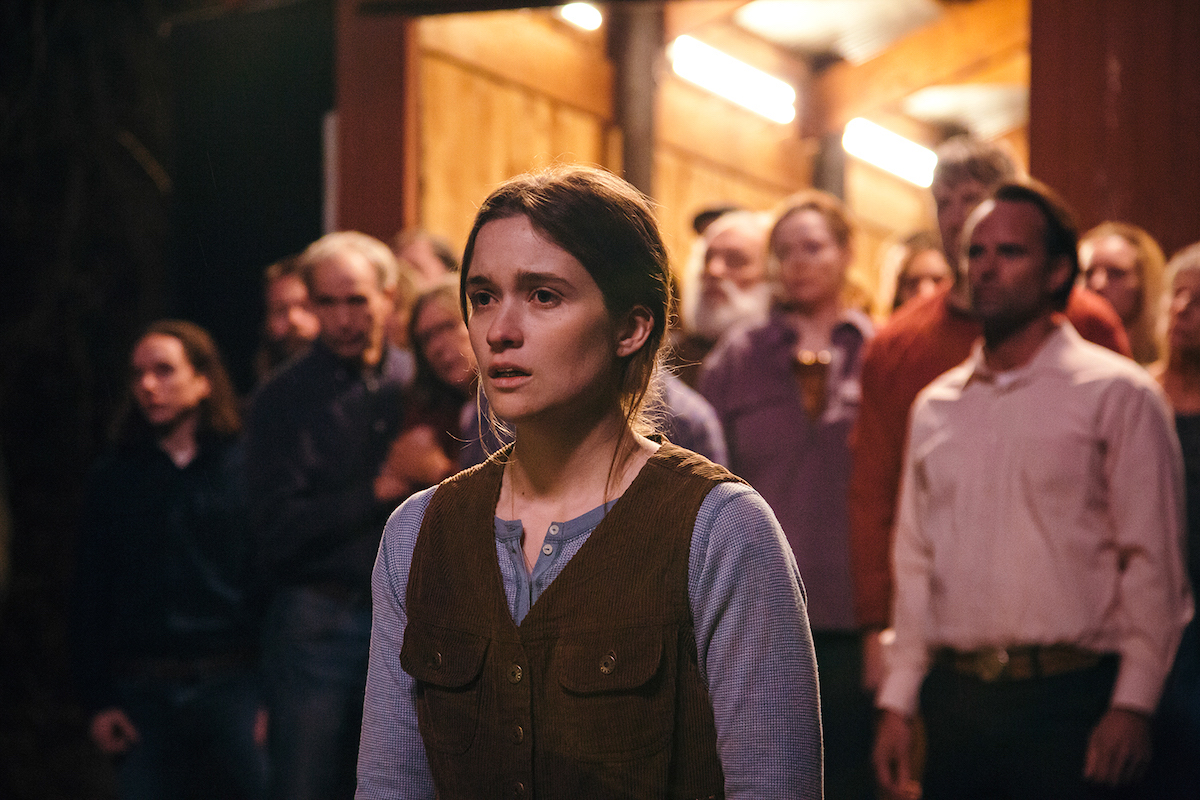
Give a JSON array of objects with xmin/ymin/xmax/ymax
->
[
  {"xmin": 989, "ymin": 179, "xmax": 1080, "ymax": 311},
  {"xmin": 459, "ymin": 165, "xmax": 670, "ymax": 433},
  {"xmin": 113, "ymin": 319, "xmax": 241, "ymax": 446}
]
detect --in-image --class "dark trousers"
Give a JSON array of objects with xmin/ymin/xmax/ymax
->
[
  {"xmin": 920, "ymin": 656, "xmax": 1131, "ymax": 800},
  {"xmin": 1139, "ymin": 620, "xmax": 1200, "ymax": 797},
  {"xmin": 813, "ymin": 631, "xmax": 876, "ymax": 800}
]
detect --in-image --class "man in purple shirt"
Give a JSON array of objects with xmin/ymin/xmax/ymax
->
[{"xmin": 700, "ymin": 189, "xmax": 874, "ymax": 799}]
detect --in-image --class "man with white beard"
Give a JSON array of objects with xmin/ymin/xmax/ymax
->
[{"xmin": 673, "ymin": 210, "xmax": 772, "ymax": 386}]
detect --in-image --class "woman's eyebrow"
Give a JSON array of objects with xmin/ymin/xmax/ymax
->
[{"xmin": 512, "ymin": 270, "xmax": 573, "ymax": 290}]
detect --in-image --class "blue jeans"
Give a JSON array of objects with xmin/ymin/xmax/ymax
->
[
  {"xmin": 115, "ymin": 667, "xmax": 267, "ymax": 800},
  {"xmin": 262, "ymin": 587, "xmax": 371, "ymax": 800}
]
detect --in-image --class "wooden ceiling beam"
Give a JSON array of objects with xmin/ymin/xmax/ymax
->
[
  {"xmin": 663, "ymin": 0, "xmax": 753, "ymax": 41},
  {"xmin": 812, "ymin": 0, "xmax": 1029, "ymax": 137}
]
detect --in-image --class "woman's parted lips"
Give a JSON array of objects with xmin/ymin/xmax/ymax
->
[{"xmin": 488, "ymin": 363, "xmax": 530, "ymax": 379}]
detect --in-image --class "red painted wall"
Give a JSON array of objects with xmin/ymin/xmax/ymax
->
[
  {"xmin": 1030, "ymin": 0, "xmax": 1200, "ymax": 257},
  {"xmin": 335, "ymin": 0, "xmax": 417, "ymax": 239}
]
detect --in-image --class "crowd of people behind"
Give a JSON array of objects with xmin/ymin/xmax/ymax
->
[{"xmin": 70, "ymin": 137, "xmax": 1200, "ymax": 800}]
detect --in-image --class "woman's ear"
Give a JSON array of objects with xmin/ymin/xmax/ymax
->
[{"xmin": 615, "ymin": 305, "xmax": 655, "ymax": 358}]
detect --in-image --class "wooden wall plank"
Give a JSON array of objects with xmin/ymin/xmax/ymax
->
[
  {"xmin": 654, "ymin": 145, "xmax": 799, "ymax": 276},
  {"xmin": 412, "ymin": 8, "xmax": 816, "ymax": 278},
  {"xmin": 418, "ymin": 53, "xmax": 610, "ymax": 251},
  {"xmin": 658, "ymin": 75, "xmax": 812, "ymax": 191},
  {"xmin": 419, "ymin": 10, "xmax": 612, "ymax": 119},
  {"xmin": 663, "ymin": 1, "xmax": 752, "ymax": 41},
  {"xmin": 844, "ymin": 158, "xmax": 938, "ymax": 309}
]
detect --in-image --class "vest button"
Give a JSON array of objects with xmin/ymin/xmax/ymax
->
[
  {"xmin": 512, "ymin": 724, "xmax": 524, "ymax": 743},
  {"xmin": 599, "ymin": 651, "xmax": 616, "ymax": 675},
  {"xmin": 427, "ymin": 651, "xmax": 442, "ymax": 670},
  {"xmin": 512, "ymin": 781, "xmax": 526, "ymax": 797},
  {"xmin": 508, "ymin": 663, "xmax": 523, "ymax": 683}
]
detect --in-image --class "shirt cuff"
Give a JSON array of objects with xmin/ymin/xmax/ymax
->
[
  {"xmin": 877, "ymin": 664, "xmax": 926, "ymax": 718},
  {"xmin": 1110, "ymin": 657, "xmax": 1170, "ymax": 716}
]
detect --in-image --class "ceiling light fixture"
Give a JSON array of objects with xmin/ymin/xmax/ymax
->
[
  {"xmin": 668, "ymin": 35, "xmax": 797, "ymax": 124},
  {"xmin": 558, "ymin": 3, "xmax": 602, "ymax": 31},
  {"xmin": 841, "ymin": 117, "xmax": 937, "ymax": 187}
]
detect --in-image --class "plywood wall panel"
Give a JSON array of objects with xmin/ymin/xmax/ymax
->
[
  {"xmin": 414, "ymin": 9, "xmax": 814, "ymax": 270},
  {"xmin": 658, "ymin": 77, "xmax": 812, "ymax": 191},
  {"xmin": 654, "ymin": 147, "xmax": 796, "ymax": 285},
  {"xmin": 844, "ymin": 158, "xmax": 936, "ymax": 296},
  {"xmin": 420, "ymin": 11, "xmax": 612, "ymax": 119},
  {"xmin": 419, "ymin": 53, "xmax": 611, "ymax": 251}
]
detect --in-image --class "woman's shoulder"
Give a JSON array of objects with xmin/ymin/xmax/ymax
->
[
  {"xmin": 383, "ymin": 486, "xmax": 438, "ymax": 540},
  {"xmin": 695, "ymin": 480, "xmax": 776, "ymax": 533},
  {"xmin": 377, "ymin": 486, "xmax": 440, "ymax": 592},
  {"xmin": 689, "ymin": 480, "xmax": 803, "ymax": 605}
]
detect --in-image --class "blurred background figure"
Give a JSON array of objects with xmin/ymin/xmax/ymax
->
[
  {"xmin": 254, "ymin": 255, "xmax": 321, "ymax": 385},
  {"xmin": 391, "ymin": 228, "xmax": 459, "ymax": 291},
  {"xmin": 392, "ymin": 279, "xmax": 477, "ymax": 487},
  {"xmin": 848, "ymin": 136, "xmax": 1131, "ymax": 711},
  {"xmin": 1145, "ymin": 241, "xmax": 1200, "ymax": 797},
  {"xmin": 700, "ymin": 189, "xmax": 875, "ymax": 800},
  {"xmin": 691, "ymin": 202, "xmax": 743, "ymax": 236},
  {"xmin": 383, "ymin": 255, "xmax": 421, "ymax": 360},
  {"xmin": 674, "ymin": 209, "xmax": 772, "ymax": 386},
  {"xmin": 245, "ymin": 231, "xmax": 413, "ymax": 800},
  {"xmin": 874, "ymin": 231, "xmax": 951, "ymax": 318},
  {"xmin": 72, "ymin": 320, "xmax": 266, "ymax": 800},
  {"xmin": 1081, "ymin": 221, "xmax": 1167, "ymax": 364}
]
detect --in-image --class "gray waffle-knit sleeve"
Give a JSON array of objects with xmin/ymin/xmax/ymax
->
[
  {"xmin": 356, "ymin": 488, "xmax": 436, "ymax": 800},
  {"xmin": 690, "ymin": 481, "xmax": 823, "ymax": 799}
]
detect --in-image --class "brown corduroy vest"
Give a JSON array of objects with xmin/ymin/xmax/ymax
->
[{"xmin": 401, "ymin": 442, "xmax": 742, "ymax": 799}]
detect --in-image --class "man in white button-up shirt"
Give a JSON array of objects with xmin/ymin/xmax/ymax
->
[{"xmin": 872, "ymin": 179, "xmax": 1192, "ymax": 800}]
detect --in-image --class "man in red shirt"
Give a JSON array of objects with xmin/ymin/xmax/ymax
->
[{"xmin": 848, "ymin": 136, "xmax": 1131, "ymax": 691}]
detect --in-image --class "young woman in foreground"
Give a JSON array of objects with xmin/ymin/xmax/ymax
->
[{"xmin": 356, "ymin": 167, "xmax": 821, "ymax": 799}]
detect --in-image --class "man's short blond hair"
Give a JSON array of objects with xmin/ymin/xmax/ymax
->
[{"xmin": 298, "ymin": 231, "xmax": 400, "ymax": 292}]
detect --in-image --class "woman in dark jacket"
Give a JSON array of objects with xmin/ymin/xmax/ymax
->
[{"xmin": 72, "ymin": 319, "xmax": 267, "ymax": 800}]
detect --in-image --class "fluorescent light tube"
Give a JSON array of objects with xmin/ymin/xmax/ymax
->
[
  {"xmin": 669, "ymin": 35, "xmax": 797, "ymax": 124},
  {"xmin": 558, "ymin": 3, "xmax": 602, "ymax": 31},
  {"xmin": 841, "ymin": 117, "xmax": 937, "ymax": 187}
]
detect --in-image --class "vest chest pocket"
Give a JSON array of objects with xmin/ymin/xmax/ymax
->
[
  {"xmin": 552, "ymin": 627, "xmax": 676, "ymax": 761},
  {"xmin": 400, "ymin": 622, "xmax": 489, "ymax": 755}
]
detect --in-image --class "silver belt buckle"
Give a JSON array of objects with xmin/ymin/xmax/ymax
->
[{"xmin": 978, "ymin": 647, "xmax": 1009, "ymax": 682}]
